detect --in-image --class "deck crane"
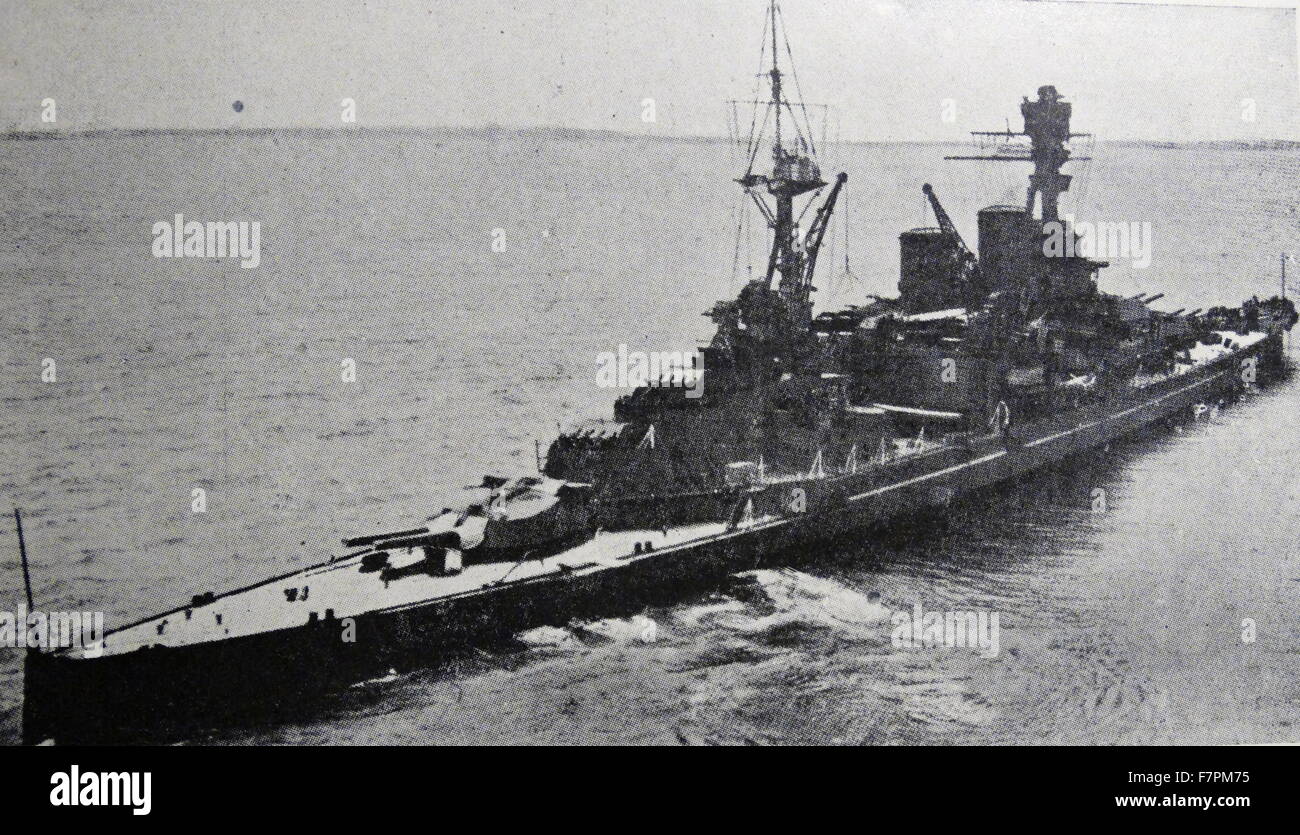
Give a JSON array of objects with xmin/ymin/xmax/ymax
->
[
  {"xmin": 922, "ymin": 182, "xmax": 980, "ymax": 288},
  {"xmin": 922, "ymin": 184, "xmax": 973, "ymax": 259},
  {"xmin": 800, "ymin": 172, "xmax": 848, "ymax": 291}
]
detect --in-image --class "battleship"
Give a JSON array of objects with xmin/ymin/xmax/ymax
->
[{"xmin": 20, "ymin": 2, "xmax": 1297, "ymax": 744}]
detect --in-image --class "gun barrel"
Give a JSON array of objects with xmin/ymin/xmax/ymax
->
[
  {"xmin": 343, "ymin": 526, "xmax": 430, "ymax": 549},
  {"xmin": 374, "ymin": 532, "xmax": 460, "ymax": 551}
]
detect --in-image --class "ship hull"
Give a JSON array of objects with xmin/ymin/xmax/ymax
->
[{"xmin": 22, "ymin": 334, "xmax": 1283, "ymax": 744}]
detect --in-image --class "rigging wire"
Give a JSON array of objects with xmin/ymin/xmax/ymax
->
[
  {"xmin": 843, "ymin": 184, "xmax": 860, "ymax": 289},
  {"xmin": 825, "ymin": 184, "xmax": 863, "ymax": 305},
  {"xmin": 729, "ymin": 199, "xmax": 744, "ymax": 294},
  {"xmin": 1073, "ymin": 133, "xmax": 1096, "ymax": 215},
  {"xmin": 796, "ymin": 188, "xmax": 821, "ymax": 226},
  {"xmin": 726, "ymin": 101, "xmax": 740, "ymax": 167},
  {"xmin": 823, "ymin": 194, "xmax": 838, "ymax": 303},
  {"xmin": 775, "ymin": 3, "xmax": 817, "ymax": 157},
  {"xmin": 743, "ymin": 9, "xmax": 770, "ymax": 165},
  {"xmin": 820, "ymin": 104, "xmax": 830, "ymax": 168},
  {"xmin": 744, "ymin": 105, "xmax": 773, "ymax": 177},
  {"xmin": 745, "ymin": 185, "xmax": 756, "ymax": 285}
]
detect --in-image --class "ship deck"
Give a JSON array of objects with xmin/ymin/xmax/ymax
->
[{"xmin": 84, "ymin": 520, "xmax": 735, "ymax": 658}]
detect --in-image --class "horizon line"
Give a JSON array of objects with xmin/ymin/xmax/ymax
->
[{"xmin": 5, "ymin": 124, "xmax": 1299, "ymax": 147}]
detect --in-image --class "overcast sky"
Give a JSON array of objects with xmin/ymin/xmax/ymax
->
[{"xmin": 2, "ymin": 0, "xmax": 1297, "ymax": 140}]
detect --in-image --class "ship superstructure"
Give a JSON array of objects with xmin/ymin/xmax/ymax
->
[{"xmin": 544, "ymin": 60, "xmax": 1294, "ymax": 514}]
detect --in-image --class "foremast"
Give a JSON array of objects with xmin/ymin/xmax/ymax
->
[{"xmin": 733, "ymin": 0, "xmax": 845, "ymax": 329}]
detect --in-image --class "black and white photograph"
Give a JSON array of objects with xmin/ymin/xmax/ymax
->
[{"xmin": 0, "ymin": 0, "xmax": 1297, "ymax": 809}]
